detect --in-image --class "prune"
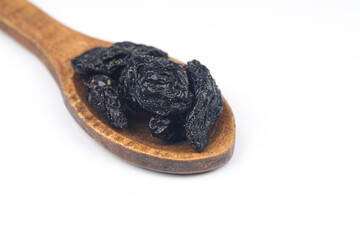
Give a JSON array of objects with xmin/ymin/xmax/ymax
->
[
  {"xmin": 123, "ymin": 56, "xmax": 193, "ymax": 116},
  {"xmin": 149, "ymin": 115, "xmax": 186, "ymax": 141},
  {"xmin": 185, "ymin": 60, "xmax": 223, "ymax": 152},
  {"xmin": 71, "ymin": 42, "xmax": 167, "ymax": 78},
  {"xmin": 71, "ymin": 41, "xmax": 224, "ymax": 153},
  {"xmin": 85, "ymin": 75, "xmax": 127, "ymax": 129}
]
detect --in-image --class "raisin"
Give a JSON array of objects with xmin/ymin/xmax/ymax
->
[
  {"xmin": 185, "ymin": 60, "xmax": 223, "ymax": 152},
  {"xmin": 149, "ymin": 115, "xmax": 186, "ymax": 141},
  {"xmin": 72, "ymin": 42, "xmax": 224, "ymax": 153},
  {"xmin": 122, "ymin": 55, "xmax": 193, "ymax": 116},
  {"xmin": 71, "ymin": 42, "xmax": 167, "ymax": 78},
  {"xmin": 71, "ymin": 47, "xmax": 107, "ymax": 75},
  {"xmin": 85, "ymin": 75, "xmax": 127, "ymax": 129},
  {"xmin": 118, "ymin": 64, "xmax": 143, "ymax": 112}
]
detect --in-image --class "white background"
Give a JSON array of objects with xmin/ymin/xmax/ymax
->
[{"xmin": 0, "ymin": 0, "xmax": 359, "ymax": 239}]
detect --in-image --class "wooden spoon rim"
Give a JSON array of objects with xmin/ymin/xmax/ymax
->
[{"xmin": 0, "ymin": 0, "xmax": 236, "ymax": 174}]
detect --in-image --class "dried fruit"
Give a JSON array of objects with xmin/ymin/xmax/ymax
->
[
  {"xmin": 85, "ymin": 75, "xmax": 127, "ymax": 129},
  {"xmin": 185, "ymin": 60, "xmax": 223, "ymax": 152},
  {"xmin": 71, "ymin": 42, "xmax": 167, "ymax": 78},
  {"xmin": 71, "ymin": 42, "xmax": 224, "ymax": 152},
  {"xmin": 123, "ymin": 55, "xmax": 193, "ymax": 116},
  {"xmin": 149, "ymin": 115, "xmax": 186, "ymax": 141}
]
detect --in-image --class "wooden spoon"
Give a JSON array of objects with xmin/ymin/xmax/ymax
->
[{"xmin": 0, "ymin": 0, "xmax": 235, "ymax": 174}]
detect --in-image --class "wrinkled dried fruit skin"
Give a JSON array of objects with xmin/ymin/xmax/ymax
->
[
  {"xmin": 185, "ymin": 60, "xmax": 223, "ymax": 152},
  {"xmin": 71, "ymin": 42, "xmax": 224, "ymax": 152},
  {"xmin": 118, "ymin": 64, "xmax": 143, "ymax": 112},
  {"xmin": 71, "ymin": 42, "xmax": 168, "ymax": 78},
  {"xmin": 149, "ymin": 115, "xmax": 186, "ymax": 141},
  {"xmin": 85, "ymin": 75, "xmax": 127, "ymax": 129},
  {"xmin": 149, "ymin": 115, "xmax": 175, "ymax": 141},
  {"xmin": 123, "ymin": 56, "xmax": 193, "ymax": 116}
]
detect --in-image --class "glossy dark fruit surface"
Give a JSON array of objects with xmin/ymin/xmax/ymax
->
[
  {"xmin": 123, "ymin": 55, "xmax": 193, "ymax": 116},
  {"xmin": 185, "ymin": 60, "xmax": 223, "ymax": 152},
  {"xmin": 71, "ymin": 41, "xmax": 168, "ymax": 78},
  {"xmin": 85, "ymin": 75, "xmax": 127, "ymax": 129},
  {"xmin": 149, "ymin": 115, "xmax": 186, "ymax": 142},
  {"xmin": 71, "ymin": 42, "xmax": 223, "ymax": 152}
]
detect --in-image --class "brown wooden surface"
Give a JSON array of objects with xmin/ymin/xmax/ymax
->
[{"xmin": 0, "ymin": 0, "xmax": 236, "ymax": 174}]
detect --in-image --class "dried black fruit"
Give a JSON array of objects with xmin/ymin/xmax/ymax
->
[
  {"xmin": 71, "ymin": 41, "xmax": 224, "ymax": 152},
  {"xmin": 85, "ymin": 75, "xmax": 127, "ymax": 129},
  {"xmin": 149, "ymin": 115, "xmax": 176, "ymax": 141},
  {"xmin": 185, "ymin": 60, "xmax": 223, "ymax": 152},
  {"xmin": 123, "ymin": 55, "xmax": 193, "ymax": 116},
  {"xmin": 71, "ymin": 42, "xmax": 167, "ymax": 78},
  {"xmin": 149, "ymin": 115, "xmax": 186, "ymax": 141},
  {"xmin": 71, "ymin": 47, "xmax": 107, "ymax": 75}
]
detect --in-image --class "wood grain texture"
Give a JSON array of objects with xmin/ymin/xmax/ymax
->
[{"xmin": 0, "ymin": 0, "xmax": 235, "ymax": 174}]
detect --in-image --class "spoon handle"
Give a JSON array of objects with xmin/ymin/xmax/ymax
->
[
  {"xmin": 0, "ymin": 0, "xmax": 107, "ymax": 84},
  {"xmin": 1, "ymin": 0, "xmax": 69, "ymax": 57}
]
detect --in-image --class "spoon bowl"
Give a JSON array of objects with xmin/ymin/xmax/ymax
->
[{"xmin": 0, "ymin": 0, "xmax": 235, "ymax": 174}]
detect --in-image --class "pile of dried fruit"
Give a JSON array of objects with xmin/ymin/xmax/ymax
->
[{"xmin": 71, "ymin": 42, "xmax": 223, "ymax": 152}]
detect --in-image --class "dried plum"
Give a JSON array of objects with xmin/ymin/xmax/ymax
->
[
  {"xmin": 123, "ymin": 56, "xmax": 193, "ymax": 116},
  {"xmin": 71, "ymin": 41, "xmax": 224, "ymax": 153},
  {"xmin": 149, "ymin": 115, "xmax": 186, "ymax": 141},
  {"xmin": 185, "ymin": 60, "xmax": 223, "ymax": 152},
  {"xmin": 85, "ymin": 75, "xmax": 127, "ymax": 129},
  {"xmin": 71, "ymin": 42, "xmax": 167, "ymax": 78}
]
